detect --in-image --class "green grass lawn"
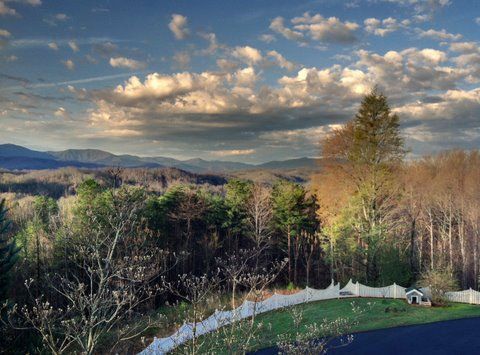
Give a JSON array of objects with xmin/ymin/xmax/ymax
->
[
  {"xmin": 183, "ymin": 297, "xmax": 480, "ymax": 353},
  {"xmin": 261, "ymin": 298, "xmax": 480, "ymax": 338}
]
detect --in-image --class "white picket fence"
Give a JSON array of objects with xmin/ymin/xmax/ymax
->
[
  {"xmin": 140, "ymin": 280, "xmax": 480, "ymax": 354},
  {"xmin": 445, "ymin": 288, "xmax": 480, "ymax": 304}
]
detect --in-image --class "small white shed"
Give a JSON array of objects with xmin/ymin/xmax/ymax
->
[{"xmin": 406, "ymin": 287, "xmax": 431, "ymax": 306}]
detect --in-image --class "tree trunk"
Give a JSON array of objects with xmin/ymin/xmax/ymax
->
[
  {"xmin": 429, "ymin": 212, "xmax": 434, "ymax": 270},
  {"xmin": 410, "ymin": 217, "xmax": 416, "ymax": 274},
  {"xmin": 287, "ymin": 226, "xmax": 291, "ymax": 283}
]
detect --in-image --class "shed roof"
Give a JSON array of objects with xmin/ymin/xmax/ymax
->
[{"xmin": 405, "ymin": 287, "xmax": 424, "ymax": 296}]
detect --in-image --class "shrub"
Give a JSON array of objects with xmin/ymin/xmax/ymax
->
[{"xmin": 418, "ymin": 268, "xmax": 459, "ymax": 306}]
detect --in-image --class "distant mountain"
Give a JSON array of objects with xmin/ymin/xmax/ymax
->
[
  {"xmin": 49, "ymin": 149, "xmax": 164, "ymax": 168},
  {"xmin": 0, "ymin": 143, "xmax": 55, "ymax": 160},
  {"xmin": 0, "ymin": 145, "xmax": 101, "ymax": 170},
  {"xmin": 181, "ymin": 158, "xmax": 253, "ymax": 172},
  {"xmin": 49, "ymin": 149, "xmax": 253, "ymax": 172},
  {"xmin": 257, "ymin": 157, "xmax": 320, "ymax": 170},
  {"xmin": 0, "ymin": 157, "xmax": 102, "ymax": 170},
  {"xmin": 0, "ymin": 143, "xmax": 320, "ymax": 173}
]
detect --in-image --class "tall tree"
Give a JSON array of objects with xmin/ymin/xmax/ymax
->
[
  {"xmin": 272, "ymin": 180, "xmax": 310, "ymax": 285},
  {"xmin": 317, "ymin": 88, "xmax": 405, "ymax": 284},
  {"xmin": 224, "ymin": 179, "xmax": 252, "ymax": 253}
]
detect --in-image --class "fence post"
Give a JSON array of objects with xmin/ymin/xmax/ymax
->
[
  {"xmin": 356, "ymin": 281, "xmax": 360, "ymax": 296},
  {"xmin": 393, "ymin": 283, "xmax": 397, "ymax": 299},
  {"xmin": 470, "ymin": 288, "xmax": 474, "ymax": 304}
]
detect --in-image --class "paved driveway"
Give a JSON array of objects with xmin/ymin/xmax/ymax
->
[{"xmin": 253, "ymin": 317, "xmax": 480, "ymax": 355}]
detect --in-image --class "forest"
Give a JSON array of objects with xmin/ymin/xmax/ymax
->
[{"xmin": 1, "ymin": 90, "xmax": 479, "ymax": 353}]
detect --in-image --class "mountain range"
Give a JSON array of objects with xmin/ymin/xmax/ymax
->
[{"xmin": 0, "ymin": 144, "xmax": 320, "ymax": 173}]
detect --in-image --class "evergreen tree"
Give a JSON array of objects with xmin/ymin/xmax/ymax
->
[
  {"xmin": 351, "ymin": 89, "xmax": 405, "ymax": 282},
  {"xmin": 0, "ymin": 199, "xmax": 19, "ymax": 301},
  {"xmin": 272, "ymin": 180, "xmax": 310, "ymax": 285},
  {"xmin": 319, "ymin": 88, "xmax": 406, "ymax": 284}
]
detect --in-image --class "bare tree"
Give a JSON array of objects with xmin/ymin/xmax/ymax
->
[
  {"xmin": 246, "ymin": 183, "xmax": 273, "ymax": 251},
  {"xmin": 6, "ymin": 193, "xmax": 170, "ymax": 355},
  {"xmin": 162, "ymin": 272, "xmax": 221, "ymax": 355}
]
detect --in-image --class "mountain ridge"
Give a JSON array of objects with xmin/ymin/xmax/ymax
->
[{"xmin": 0, "ymin": 144, "xmax": 319, "ymax": 173}]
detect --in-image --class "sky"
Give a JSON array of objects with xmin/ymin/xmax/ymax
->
[{"xmin": 0, "ymin": 0, "xmax": 479, "ymax": 163}]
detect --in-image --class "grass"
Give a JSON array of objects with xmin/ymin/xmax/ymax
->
[
  {"xmin": 180, "ymin": 297, "xmax": 480, "ymax": 353},
  {"xmin": 261, "ymin": 298, "xmax": 480, "ymax": 337}
]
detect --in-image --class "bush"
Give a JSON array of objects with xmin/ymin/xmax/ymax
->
[
  {"xmin": 286, "ymin": 282, "xmax": 296, "ymax": 291},
  {"xmin": 418, "ymin": 268, "xmax": 458, "ymax": 306}
]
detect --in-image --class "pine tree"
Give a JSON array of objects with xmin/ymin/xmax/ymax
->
[
  {"xmin": 319, "ymin": 88, "xmax": 406, "ymax": 284},
  {"xmin": 0, "ymin": 199, "xmax": 19, "ymax": 302},
  {"xmin": 351, "ymin": 88, "xmax": 405, "ymax": 167}
]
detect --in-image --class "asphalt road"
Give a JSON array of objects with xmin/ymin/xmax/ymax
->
[{"xmin": 252, "ymin": 317, "xmax": 480, "ymax": 355}]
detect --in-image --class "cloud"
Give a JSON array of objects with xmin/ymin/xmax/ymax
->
[
  {"xmin": 91, "ymin": 7, "xmax": 109, "ymax": 13},
  {"xmin": 476, "ymin": 17, "xmax": 480, "ymax": 25},
  {"xmin": 55, "ymin": 13, "xmax": 68, "ymax": 21},
  {"xmin": 260, "ymin": 125, "xmax": 337, "ymax": 147},
  {"xmin": 6, "ymin": 39, "xmax": 478, "ymax": 162},
  {"xmin": 19, "ymin": 73, "xmax": 141, "ymax": 90},
  {"xmin": 198, "ymin": 32, "xmax": 221, "ymax": 55},
  {"xmin": 364, "ymin": 17, "xmax": 409, "ymax": 36},
  {"xmin": 109, "ymin": 57, "xmax": 146, "ymax": 70},
  {"xmin": 271, "ymin": 12, "xmax": 359, "ymax": 44},
  {"xmin": 54, "ymin": 107, "xmax": 68, "ymax": 118},
  {"xmin": 417, "ymin": 28, "xmax": 462, "ymax": 41},
  {"xmin": 168, "ymin": 14, "xmax": 189, "ymax": 40},
  {"xmin": 62, "ymin": 59, "xmax": 75, "ymax": 70},
  {"xmin": 259, "ymin": 34, "xmax": 276, "ymax": 43},
  {"xmin": 266, "ymin": 50, "xmax": 296, "ymax": 71},
  {"xmin": 44, "ymin": 12, "xmax": 69, "ymax": 25},
  {"xmin": 48, "ymin": 42, "xmax": 58, "ymax": 50},
  {"xmin": 449, "ymin": 42, "xmax": 479, "ymax": 54},
  {"xmin": 292, "ymin": 12, "xmax": 359, "ymax": 43},
  {"xmin": 234, "ymin": 67, "xmax": 257, "ymax": 87},
  {"xmin": 85, "ymin": 54, "xmax": 97, "ymax": 64},
  {"xmin": 4, "ymin": 54, "xmax": 17, "ymax": 61},
  {"xmin": 0, "ymin": 1, "xmax": 17, "ymax": 16},
  {"xmin": 21, "ymin": 0, "xmax": 41, "ymax": 5},
  {"xmin": 84, "ymin": 66, "xmax": 369, "ymax": 149},
  {"xmin": 172, "ymin": 51, "xmax": 191, "ymax": 70},
  {"xmin": 229, "ymin": 46, "xmax": 295, "ymax": 71},
  {"xmin": 0, "ymin": 28, "xmax": 11, "ymax": 37},
  {"xmin": 11, "ymin": 37, "xmax": 119, "ymax": 49},
  {"xmin": 81, "ymin": 65, "xmax": 369, "ymax": 161},
  {"xmin": 0, "ymin": 0, "xmax": 40, "ymax": 16},
  {"xmin": 396, "ymin": 88, "xmax": 480, "ymax": 152},
  {"xmin": 68, "ymin": 40, "xmax": 79, "ymax": 52},
  {"xmin": 354, "ymin": 48, "xmax": 462, "ymax": 94},
  {"xmin": 270, "ymin": 17, "xmax": 304, "ymax": 42},
  {"xmin": 92, "ymin": 41, "xmax": 118, "ymax": 57},
  {"xmin": 377, "ymin": 0, "xmax": 451, "ymax": 14},
  {"xmin": 232, "ymin": 46, "xmax": 263, "ymax": 65},
  {"xmin": 217, "ymin": 59, "xmax": 239, "ymax": 72},
  {"xmin": 409, "ymin": 48, "xmax": 447, "ymax": 64},
  {"xmin": 211, "ymin": 149, "xmax": 255, "ymax": 156}
]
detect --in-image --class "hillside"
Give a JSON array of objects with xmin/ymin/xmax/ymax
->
[{"xmin": 49, "ymin": 149, "xmax": 164, "ymax": 168}]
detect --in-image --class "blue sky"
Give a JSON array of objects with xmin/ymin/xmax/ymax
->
[{"xmin": 0, "ymin": 0, "xmax": 479, "ymax": 162}]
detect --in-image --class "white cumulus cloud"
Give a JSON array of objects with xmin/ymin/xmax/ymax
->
[
  {"xmin": 168, "ymin": 14, "xmax": 189, "ymax": 40},
  {"xmin": 109, "ymin": 57, "xmax": 146, "ymax": 70}
]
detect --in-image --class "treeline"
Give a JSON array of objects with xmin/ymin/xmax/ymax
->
[
  {"xmin": 0, "ymin": 166, "xmax": 227, "ymax": 198},
  {"xmin": 4, "ymin": 177, "xmax": 324, "ymax": 292},
  {"xmin": 314, "ymin": 90, "xmax": 480, "ymax": 290}
]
